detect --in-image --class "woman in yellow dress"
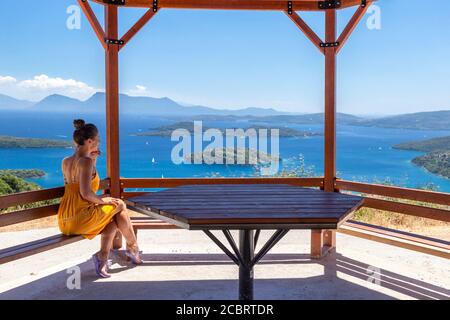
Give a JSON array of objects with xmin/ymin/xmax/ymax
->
[{"xmin": 57, "ymin": 119, "xmax": 142, "ymax": 278}]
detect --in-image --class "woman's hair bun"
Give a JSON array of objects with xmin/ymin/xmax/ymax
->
[{"xmin": 73, "ymin": 119, "xmax": 86, "ymax": 130}]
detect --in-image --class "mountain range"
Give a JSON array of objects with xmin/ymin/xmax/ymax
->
[
  {"xmin": 0, "ymin": 92, "xmax": 449, "ymax": 130},
  {"xmin": 0, "ymin": 92, "xmax": 293, "ymax": 117}
]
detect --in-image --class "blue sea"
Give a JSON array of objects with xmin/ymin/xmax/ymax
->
[{"xmin": 1, "ymin": 110, "xmax": 449, "ymax": 192}]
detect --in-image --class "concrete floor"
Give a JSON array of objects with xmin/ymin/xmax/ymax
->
[{"xmin": 0, "ymin": 228, "xmax": 449, "ymax": 300}]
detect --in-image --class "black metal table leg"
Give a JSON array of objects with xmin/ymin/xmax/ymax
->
[
  {"xmin": 204, "ymin": 228, "xmax": 289, "ymax": 301},
  {"xmin": 239, "ymin": 229, "xmax": 254, "ymax": 300}
]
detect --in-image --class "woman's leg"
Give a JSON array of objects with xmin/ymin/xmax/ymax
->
[
  {"xmin": 99, "ymin": 220, "xmax": 118, "ymax": 260},
  {"xmin": 114, "ymin": 207, "xmax": 138, "ymax": 248}
]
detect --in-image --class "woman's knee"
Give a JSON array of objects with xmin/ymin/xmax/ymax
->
[
  {"xmin": 102, "ymin": 221, "xmax": 117, "ymax": 235},
  {"xmin": 116, "ymin": 201, "xmax": 127, "ymax": 213}
]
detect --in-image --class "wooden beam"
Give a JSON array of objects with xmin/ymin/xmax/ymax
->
[
  {"xmin": 336, "ymin": 2, "xmax": 371, "ymax": 53},
  {"xmin": 284, "ymin": 11, "xmax": 324, "ymax": 54},
  {"xmin": 0, "ymin": 187, "xmax": 63, "ymax": 210},
  {"xmin": 339, "ymin": 221, "xmax": 450, "ymax": 260},
  {"xmin": 120, "ymin": 177, "xmax": 324, "ymax": 189},
  {"xmin": 78, "ymin": 0, "xmax": 107, "ymax": 50},
  {"xmin": 0, "ymin": 179, "xmax": 109, "ymax": 210},
  {"xmin": 323, "ymin": 9, "xmax": 337, "ymax": 192},
  {"xmin": 336, "ymin": 180, "xmax": 450, "ymax": 206},
  {"xmin": 344, "ymin": 220, "xmax": 450, "ymax": 251},
  {"xmin": 310, "ymin": 229, "xmax": 334, "ymax": 259},
  {"xmin": 105, "ymin": 5, "xmax": 121, "ymax": 198},
  {"xmin": 119, "ymin": 9, "xmax": 157, "ymax": 50},
  {"xmin": 363, "ymin": 197, "xmax": 450, "ymax": 223},
  {"xmin": 0, "ymin": 204, "xmax": 59, "ymax": 228},
  {"xmin": 318, "ymin": 9, "xmax": 338, "ymax": 256},
  {"xmin": 91, "ymin": 0, "xmax": 368, "ymax": 11},
  {"xmin": 105, "ymin": 4, "xmax": 123, "ymax": 250}
]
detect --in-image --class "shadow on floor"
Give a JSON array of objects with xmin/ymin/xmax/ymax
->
[{"xmin": 1, "ymin": 251, "xmax": 449, "ymax": 300}]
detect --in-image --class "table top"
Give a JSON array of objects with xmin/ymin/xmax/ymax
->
[{"xmin": 126, "ymin": 184, "xmax": 364, "ymax": 230}]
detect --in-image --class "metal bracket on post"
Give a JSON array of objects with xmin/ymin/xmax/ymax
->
[
  {"xmin": 361, "ymin": 0, "xmax": 367, "ymax": 7},
  {"xmin": 318, "ymin": 0, "xmax": 341, "ymax": 10},
  {"xmin": 287, "ymin": 1, "xmax": 293, "ymax": 15},
  {"xmin": 105, "ymin": 38, "xmax": 124, "ymax": 45},
  {"xmin": 103, "ymin": 0, "xmax": 126, "ymax": 5},
  {"xmin": 152, "ymin": 0, "xmax": 158, "ymax": 12},
  {"xmin": 320, "ymin": 41, "xmax": 339, "ymax": 48}
]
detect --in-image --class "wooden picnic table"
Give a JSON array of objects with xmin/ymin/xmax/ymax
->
[{"xmin": 126, "ymin": 184, "xmax": 364, "ymax": 300}]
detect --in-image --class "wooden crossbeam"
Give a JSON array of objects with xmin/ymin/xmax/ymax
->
[
  {"xmin": 284, "ymin": 11, "xmax": 325, "ymax": 54},
  {"xmin": 90, "ymin": 0, "xmax": 370, "ymax": 11},
  {"xmin": 78, "ymin": 0, "xmax": 107, "ymax": 49},
  {"xmin": 336, "ymin": 1, "xmax": 372, "ymax": 53},
  {"xmin": 119, "ymin": 9, "xmax": 158, "ymax": 50}
]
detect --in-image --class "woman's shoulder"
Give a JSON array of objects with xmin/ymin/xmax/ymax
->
[
  {"xmin": 62, "ymin": 155, "xmax": 92, "ymax": 168},
  {"xmin": 62, "ymin": 156, "xmax": 72, "ymax": 168}
]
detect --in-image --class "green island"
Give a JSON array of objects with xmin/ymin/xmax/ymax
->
[
  {"xmin": 0, "ymin": 171, "xmax": 41, "ymax": 196},
  {"xmin": 0, "ymin": 136, "xmax": 72, "ymax": 148},
  {"xmin": 393, "ymin": 136, "xmax": 450, "ymax": 178},
  {"xmin": 131, "ymin": 122, "xmax": 321, "ymax": 138},
  {"xmin": 186, "ymin": 147, "xmax": 281, "ymax": 166},
  {"xmin": 0, "ymin": 169, "xmax": 45, "ymax": 179}
]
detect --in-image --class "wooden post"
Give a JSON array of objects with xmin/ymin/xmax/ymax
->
[
  {"xmin": 324, "ymin": 9, "xmax": 337, "ymax": 193},
  {"xmin": 323, "ymin": 9, "xmax": 337, "ymax": 251},
  {"xmin": 105, "ymin": 4, "xmax": 123, "ymax": 249},
  {"xmin": 311, "ymin": 9, "xmax": 337, "ymax": 259},
  {"xmin": 310, "ymin": 230, "xmax": 324, "ymax": 259}
]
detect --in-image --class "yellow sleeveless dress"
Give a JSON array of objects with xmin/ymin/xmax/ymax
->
[{"xmin": 57, "ymin": 168, "xmax": 118, "ymax": 240}]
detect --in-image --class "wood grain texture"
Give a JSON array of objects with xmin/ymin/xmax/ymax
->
[
  {"xmin": 91, "ymin": 0, "xmax": 370, "ymax": 11},
  {"xmin": 127, "ymin": 184, "xmax": 363, "ymax": 228}
]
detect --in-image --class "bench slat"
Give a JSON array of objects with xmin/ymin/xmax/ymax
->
[
  {"xmin": 339, "ymin": 221, "xmax": 450, "ymax": 259},
  {"xmin": 0, "ymin": 234, "xmax": 83, "ymax": 264}
]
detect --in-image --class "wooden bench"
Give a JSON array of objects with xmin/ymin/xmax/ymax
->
[
  {"xmin": 1, "ymin": 217, "xmax": 448, "ymax": 264},
  {"xmin": 0, "ymin": 217, "xmax": 175, "ymax": 264},
  {"xmin": 0, "ymin": 234, "xmax": 84, "ymax": 264}
]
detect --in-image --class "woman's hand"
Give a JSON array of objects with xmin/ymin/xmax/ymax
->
[{"xmin": 101, "ymin": 197, "xmax": 126, "ymax": 208}]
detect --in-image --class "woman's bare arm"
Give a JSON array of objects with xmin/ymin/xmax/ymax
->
[{"xmin": 78, "ymin": 157, "xmax": 113, "ymax": 205}]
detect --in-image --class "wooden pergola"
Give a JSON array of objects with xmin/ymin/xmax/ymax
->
[
  {"xmin": 79, "ymin": 0, "xmax": 375, "ymax": 253},
  {"xmin": 79, "ymin": 0, "xmax": 373, "ymax": 196},
  {"xmin": 1, "ymin": 0, "xmax": 449, "ymax": 265}
]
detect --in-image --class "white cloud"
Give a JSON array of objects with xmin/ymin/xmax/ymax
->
[
  {"xmin": 0, "ymin": 76, "xmax": 17, "ymax": 85},
  {"xmin": 127, "ymin": 84, "xmax": 159, "ymax": 98},
  {"xmin": 0, "ymin": 74, "xmax": 98, "ymax": 101}
]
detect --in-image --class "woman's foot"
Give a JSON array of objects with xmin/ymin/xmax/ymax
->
[
  {"xmin": 92, "ymin": 252, "xmax": 112, "ymax": 278},
  {"xmin": 125, "ymin": 243, "xmax": 143, "ymax": 265}
]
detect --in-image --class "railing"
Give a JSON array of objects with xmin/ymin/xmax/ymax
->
[
  {"xmin": 335, "ymin": 179, "xmax": 450, "ymax": 222},
  {"xmin": 0, "ymin": 179, "xmax": 110, "ymax": 228},
  {"xmin": 1, "ymin": 177, "xmax": 448, "ymax": 259},
  {"xmin": 120, "ymin": 177, "xmax": 324, "ymax": 199}
]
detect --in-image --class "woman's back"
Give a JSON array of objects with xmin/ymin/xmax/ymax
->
[{"xmin": 63, "ymin": 156, "xmax": 85, "ymax": 185}]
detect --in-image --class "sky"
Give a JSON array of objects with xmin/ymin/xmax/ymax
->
[{"xmin": 0, "ymin": 0, "xmax": 449, "ymax": 115}]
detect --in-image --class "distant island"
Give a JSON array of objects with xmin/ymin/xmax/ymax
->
[
  {"xmin": 352, "ymin": 110, "xmax": 450, "ymax": 131},
  {"xmin": 1, "ymin": 92, "xmax": 449, "ymax": 131},
  {"xmin": 0, "ymin": 169, "xmax": 45, "ymax": 179},
  {"xmin": 0, "ymin": 136, "xmax": 72, "ymax": 148},
  {"xmin": 131, "ymin": 122, "xmax": 321, "ymax": 138},
  {"xmin": 394, "ymin": 136, "xmax": 450, "ymax": 178},
  {"xmin": 186, "ymin": 147, "xmax": 281, "ymax": 166}
]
